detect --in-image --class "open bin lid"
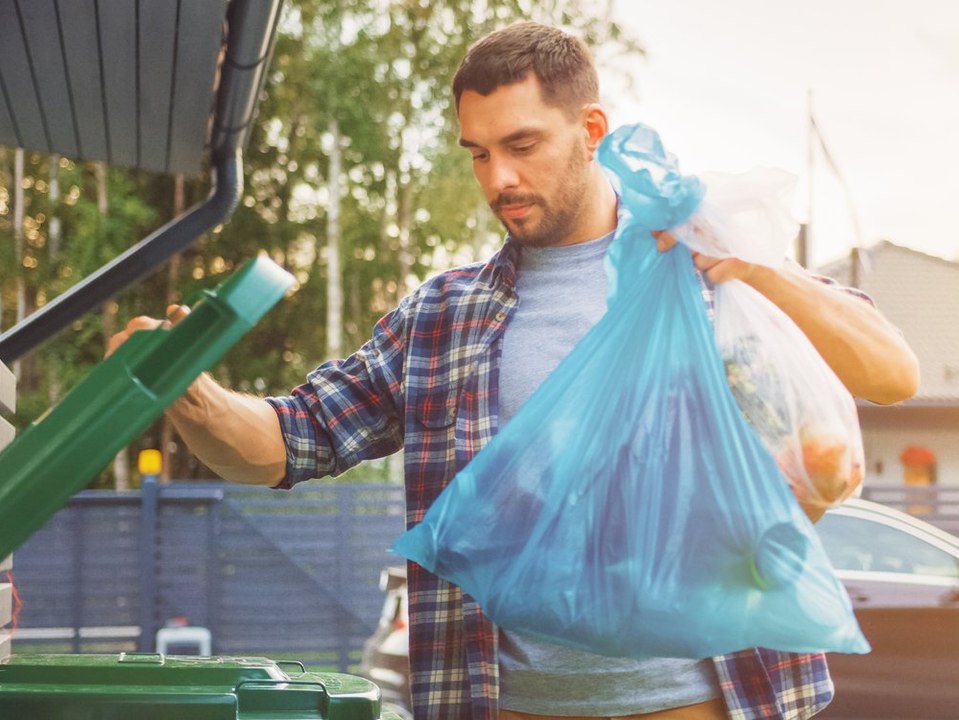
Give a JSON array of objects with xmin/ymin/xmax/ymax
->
[
  {"xmin": 0, "ymin": 653, "xmax": 393, "ymax": 720},
  {"xmin": 0, "ymin": 256, "xmax": 294, "ymax": 559}
]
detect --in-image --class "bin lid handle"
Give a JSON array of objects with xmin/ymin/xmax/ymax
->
[
  {"xmin": 275, "ymin": 660, "xmax": 307, "ymax": 674},
  {"xmin": 117, "ymin": 652, "xmax": 165, "ymax": 665},
  {"xmin": 235, "ymin": 678, "xmax": 329, "ymax": 693}
]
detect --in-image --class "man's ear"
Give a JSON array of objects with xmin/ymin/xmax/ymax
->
[{"xmin": 582, "ymin": 103, "xmax": 609, "ymax": 158}]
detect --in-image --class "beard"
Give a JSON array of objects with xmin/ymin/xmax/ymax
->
[{"xmin": 491, "ymin": 140, "xmax": 592, "ymax": 248}]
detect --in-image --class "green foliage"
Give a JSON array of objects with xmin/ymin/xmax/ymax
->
[
  {"xmin": 1, "ymin": 155, "xmax": 159, "ymax": 415},
  {"xmin": 0, "ymin": 0, "xmax": 644, "ymax": 485}
]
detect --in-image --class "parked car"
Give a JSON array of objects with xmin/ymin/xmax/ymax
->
[
  {"xmin": 361, "ymin": 499, "xmax": 959, "ymax": 719},
  {"xmin": 360, "ymin": 566, "xmax": 412, "ymax": 719},
  {"xmin": 815, "ymin": 498, "xmax": 959, "ymax": 719}
]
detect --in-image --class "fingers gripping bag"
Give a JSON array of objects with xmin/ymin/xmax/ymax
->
[
  {"xmin": 391, "ymin": 123, "xmax": 869, "ymax": 659},
  {"xmin": 672, "ymin": 170, "xmax": 866, "ymax": 520}
]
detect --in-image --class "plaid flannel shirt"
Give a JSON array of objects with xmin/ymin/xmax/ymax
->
[{"xmin": 267, "ymin": 239, "xmax": 841, "ymax": 720}]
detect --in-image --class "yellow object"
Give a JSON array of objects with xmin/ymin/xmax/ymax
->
[{"xmin": 138, "ymin": 449, "xmax": 162, "ymax": 476}]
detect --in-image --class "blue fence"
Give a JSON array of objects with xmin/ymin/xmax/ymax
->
[
  {"xmin": 10, "ymin": 481, "xmax": 955, "ymax": 674},
  {"xmin": 8, "ymin": 481, "xmax": 406, "ymax": 672}
]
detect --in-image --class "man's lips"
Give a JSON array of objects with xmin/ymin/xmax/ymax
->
[{"xmin": 499, "ymin": 203, "xmax": 533, "ymax": 221}]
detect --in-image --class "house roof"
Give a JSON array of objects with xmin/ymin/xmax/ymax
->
[
  {"xmin": 817, "ymin": 241, "xmax": 959, "ymax": 406},
  {"xmin": 0, "ymin": 0, "xmax": 280, "ymax": 176},
  {"xmin": 0, "ymin": 0, "xmax": 283, "ymax": 363}
]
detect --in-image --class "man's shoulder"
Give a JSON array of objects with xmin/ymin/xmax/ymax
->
[
  {"xmin": 418, "ymin": 260, "xmax": 489, "ymax": 294},
  {"xmin": 398, "ymin": 264, "xmax": 492, "ymax": 325},
  {"xmin": 408, "ymin": 246, "xmax": 512, "ymax": 305}
]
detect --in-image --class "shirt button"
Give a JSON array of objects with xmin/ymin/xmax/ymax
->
[{"xmin": 495, "ymin": 310, "xmax": 506, "ymax": 322}]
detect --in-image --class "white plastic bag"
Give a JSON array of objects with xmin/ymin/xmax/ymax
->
[{"xmin": 675, "ymin": 169, "xmax": 865, "ymax": 518}]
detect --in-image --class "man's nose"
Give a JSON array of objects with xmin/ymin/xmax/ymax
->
[{"xmin": 488, "ymin": 155, "xmax": 519, "ymax": 194}]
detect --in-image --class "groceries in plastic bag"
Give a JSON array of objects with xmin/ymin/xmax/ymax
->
[
  {"xmin": 391, "ymin": 123, "xmax": 869, "ymax": 659},
  {"xmin": 671, "ymin": 170, "xmax": 865, "ymax": 519}
]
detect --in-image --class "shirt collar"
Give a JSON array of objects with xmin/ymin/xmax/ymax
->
[
  {"xmin": 481, "ymin": 192, "xmax": 623, "ymax": 291},
  {"xmin": 479, "ymin": 236, "xmax": 521, "ymax": 290}
]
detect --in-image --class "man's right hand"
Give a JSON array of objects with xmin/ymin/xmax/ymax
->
[
  {"xmin": 106, "ymin": 305, "xmax": 191, "ymax": 358},
  {"xmin": 105, "ymin": 303, "xmax": 287, "ymax": 486}
]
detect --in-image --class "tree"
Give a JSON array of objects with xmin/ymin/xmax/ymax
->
[
  {"xmin": 0, "ymin": 0, "xmax": 644, "ymax": 485},
  {"xmin": 0, "ymin": 153, "xmax": 159, "ymax": 487}
]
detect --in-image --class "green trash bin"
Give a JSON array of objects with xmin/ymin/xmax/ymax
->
[
  {"xmin": 0, "ymin": 653, "xmax": 403, "ymax": 719},
  {"xmin": 0, "ymin": 257, "xmax": 401, "ymax": 719},
  {"xmin": 0, "ymin": 255, "xmax": 294, "ymax": 560}
]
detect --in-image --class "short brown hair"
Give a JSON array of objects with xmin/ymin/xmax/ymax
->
[{"xmin": 453, "ymin": 22, "xmax": 599, "ymax": 118}]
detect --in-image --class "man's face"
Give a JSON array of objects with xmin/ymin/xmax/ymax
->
[{"xmin": 457, "ymin": 75, "xmax": 592, "ymax": 247}]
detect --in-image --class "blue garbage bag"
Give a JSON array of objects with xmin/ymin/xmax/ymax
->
[{"xmin": 391, "ymin": 124, "xmax": 869, "ymax": 659}]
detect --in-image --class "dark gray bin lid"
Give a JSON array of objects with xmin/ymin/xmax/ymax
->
[{"xmin": 0, "ymin": 0, "xmax": 283, "ymax": 175}]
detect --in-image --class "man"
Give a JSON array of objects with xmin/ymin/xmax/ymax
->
[{"xmin": 112, "ymin": 22, "xmax": 919, "ymax": 720}]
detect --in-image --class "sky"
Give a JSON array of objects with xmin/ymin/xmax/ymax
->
[{"xmin": 603, "ymin": 0, "xmax": 959, "ymax": 268}]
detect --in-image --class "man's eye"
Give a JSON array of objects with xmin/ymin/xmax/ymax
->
[
  {"xmin": 471, "ymin": 152, "xmax": 488, "ymax": 162},
  {"xmin": 512, "ymin": 144, "xmax": 534, "ymax": 155}
]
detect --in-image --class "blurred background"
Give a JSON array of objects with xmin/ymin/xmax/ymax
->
[
  {"xmin": 606, "ymin": 0, "xmax": 959, "ymax": 269},
  {"xmin": 1, "ymin": 2, "xmax": 957, "ymax": 698},
  {"xmin": 0, "ymin": 0, "xmax": 956, "ymax": 488}
]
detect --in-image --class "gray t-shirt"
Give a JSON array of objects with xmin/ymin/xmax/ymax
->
[{"xmin": 497, "ymin": 231, "xmax": 719, "ymax": 716}]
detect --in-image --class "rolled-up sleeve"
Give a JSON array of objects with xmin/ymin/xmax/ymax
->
[{"xmin": 265, "ymin": 299, "xmax": 410, "ymax": 488}]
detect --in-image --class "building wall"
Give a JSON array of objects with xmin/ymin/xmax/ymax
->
[
  {"xmin": 858, "ymin": 406, "xmax": 959, "ymax": 487},
  {"xmin": 819, "ymin": 243, "xmax": 959, "ymax": 403}
]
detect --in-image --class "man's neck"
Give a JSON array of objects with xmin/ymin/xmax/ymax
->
[{"xmin": 565, "ymin": 173, "xmax": 617, "ymax": 246}]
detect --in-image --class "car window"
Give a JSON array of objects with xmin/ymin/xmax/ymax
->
[{"xmin": 816, "ymin": 514, "xmax": 959, "ymax": 578}]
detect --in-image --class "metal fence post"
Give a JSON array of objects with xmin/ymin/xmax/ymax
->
[
  {"xmin": 70, "ymin": 509, "xmax": 84, "ymax": 653},
  {"xmin": 206, "ymin": 487, "xmax": 222, "ymax": 651},
  {"xmin": 138, "ymin": 472, "xmax": 159, "ymax": 652},
  {"xmin": 338, "ymin": 485, "xmax": 352, "ymax": 672}
]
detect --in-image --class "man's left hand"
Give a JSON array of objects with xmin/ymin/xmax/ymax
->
[{"xmin": 652, "ymin": 229, "xmax": 754, "ymax": 284}]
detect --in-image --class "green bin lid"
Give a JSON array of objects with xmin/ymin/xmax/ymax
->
[
  {"xmin": 0, "ymin": 653, "xmax": 391, "ymax": 719},
  {"xmin": 0, "ymin": 256, "xmax": 294, "ymax": 559}
]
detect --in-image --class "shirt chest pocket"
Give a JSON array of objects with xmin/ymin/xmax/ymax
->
[{"xmin": 412, "ymin": 387, "xmax": 460, "ymax": 429}]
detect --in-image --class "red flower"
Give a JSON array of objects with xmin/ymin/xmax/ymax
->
[{"xmin": 900, "ymin": 445, "xmax": 936, "ymax": 465}]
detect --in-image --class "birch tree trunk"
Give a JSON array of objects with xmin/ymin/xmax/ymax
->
[
  {"xmin": 325, "ymin": 118, "xmax": 343, "ymax": 359},
  {"xmin": 95, "ymin": 163, "xmax": 130, "ymax": 490},
  {"xmin": 48, "ymin": 155, "xmax": 61, "ymax": 261},
  {"xmin": 47, "ymin": 155, "xmax": 63, "ymax": 405},
  {"xmin": 396, "ymin": 178, "xmax": 413, "ymax": 300},
  {"xmin": 159, "ymin": 174, "xmax": 185, "ymax": 482}
]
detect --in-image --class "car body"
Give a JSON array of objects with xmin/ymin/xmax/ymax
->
[
  {"xmin": 815, "ymin": 498, "xmax": 959, "ymax": 719},
  {"xmin": 359, "ymin": 566, "xmax": 412, "ymax": 719},
  {"xmin": 361, "ymin": 499, "xmax": 959, "ymax": 718}
]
